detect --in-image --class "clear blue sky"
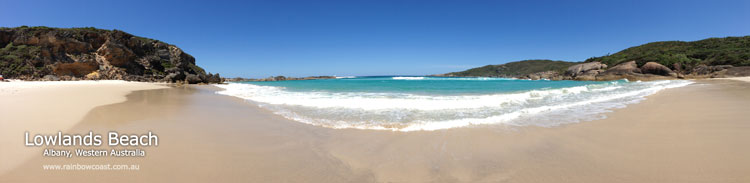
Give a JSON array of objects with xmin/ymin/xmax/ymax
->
[{"xmin": 2, "ymin": 0, "xmax": 749, "ymax": 78}]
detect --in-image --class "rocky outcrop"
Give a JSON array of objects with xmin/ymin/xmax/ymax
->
[
  {"xmin": 641, "ymin": 62, "xmax": 677, "ymax": 77},
  {"xmin": 575, "ymin": 69, "xmax": 605, "ymax": 81},
  {"xmin": 565, "ymin": 62, "xmax": 606, "ymax": 77},
  {"xmin": 0, "ymin": 26, "xmax": 221, "ymax": 83},
  {"xmin": 522, "ymin": 60, "xmax": 697, "ymax": 81},
  {"xmin": 602, "ymin": 61, "xmax": 641, "ymax": 75},
  {"xmin": 594, "ymin": 61, "xmax": 680, "ymax": 81}
]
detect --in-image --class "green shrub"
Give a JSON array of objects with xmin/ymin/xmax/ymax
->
[
  {"xmin": 447, "ymin": 60, "xmax": 578, "ymax": 77},
  {"xmin": 0, "ymin": 43, "xmax": 42, "ymax": 77}
]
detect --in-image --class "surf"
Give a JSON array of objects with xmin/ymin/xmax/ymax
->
[{"xmin": 215, "ymin": 77, "xmax": 692, "ymax": 131}]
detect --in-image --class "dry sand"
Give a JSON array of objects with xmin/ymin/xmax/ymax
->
[
  {"xmin": 0, "ymin": 80, "xmax": 167, "ymax": 175},
  {"xmin": 1, "ymin": 79, "xmax": 749, "ymax": 182}
]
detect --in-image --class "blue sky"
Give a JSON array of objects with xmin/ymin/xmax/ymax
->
[{"xmin": 2, "ymin": 0, "xmax": 749, "ymax": 78}]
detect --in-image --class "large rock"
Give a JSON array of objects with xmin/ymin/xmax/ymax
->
[
  {"xmin": 641, "ymin": 62, "xmax": 677, "ymax": 77},
  {"xmin": 602, "ymin": 61, "xmax": 641, "ymax": 75},
  {"xmin": 592, "ymin": 61, "xmax": 643, "ymax": 80},
  {"xmin": 184, "ymin": 74, "xmax": 203, "ymax": 84},
  {"xmin": 566, "ymin": 62, "xmax": 607, "ymax": 77},
  {"xmin": 575, "ymin": 69, "xmax": 603, "ymax": 81}
]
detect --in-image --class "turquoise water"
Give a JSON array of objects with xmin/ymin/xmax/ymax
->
[
  {"xmin": 239, "ymin": 76, "xmax": 613, "ymax": 95},
  {"xmin": 217, "ymin": 76, "xmax": 692, "ymax": 131}
]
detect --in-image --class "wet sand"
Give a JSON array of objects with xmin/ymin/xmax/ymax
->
[{"xmin": 1, "ymin": 79, "xmax": 749, "ymax": 182}]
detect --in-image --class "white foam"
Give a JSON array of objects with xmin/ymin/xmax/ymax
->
[
  {"xmin": 391, "ymin": 77, "xmax": 516, "ymax": 81},
  {"xmin": 215, "ymin": 84, "xmax": 591, "ymax": 110},
  {"xmin": 392, "ymin": 76, "xmax": 424, "ymax": 80},
  {"xmin": 215, "ymin": 80, "xmax": 693, "ymax": 131}
]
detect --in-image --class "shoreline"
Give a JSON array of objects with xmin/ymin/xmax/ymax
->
[
  {"xmin": 216, "ymin": 78, "xmax": 694, "ymax": 131},
  {"xmin": 717, "ymin": 76, "xmax": 750, "ymax": 82},
  {"xmin": 1, "ymin": 78, "xmax": 749, "ymax": 182}
]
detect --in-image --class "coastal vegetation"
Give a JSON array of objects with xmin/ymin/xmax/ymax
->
[
  {"xmin": 443, "ymin": 36, "xmax": 750, "ymax": 80},
  {"xmin": 0, "ymin": 42, "xmax": 42, "ymax": 77},
  {"xmin": 585, "ymin": 36, "xmax": 750, "ymax": 69},
  {"xmin": 441, "ymin": 60, "xmax": 578, "ymax": 77}
]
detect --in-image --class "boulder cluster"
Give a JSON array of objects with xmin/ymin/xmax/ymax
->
[{"xmin": 520, "ymin": 61, "xmax": 748, "ymax": 81}]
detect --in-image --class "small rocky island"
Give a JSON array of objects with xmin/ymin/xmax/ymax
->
[
  {"xmin": 0, "ymin": 26, "xmax": 222, "ymax": 83},
  {"xmin": 226, "ymin": 76, "xmax": 336, "ymax": 82}
]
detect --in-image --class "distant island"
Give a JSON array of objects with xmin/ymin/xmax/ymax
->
[
  {"xmin": 226, "ymin": 75, "xmax": 337, "ymax": 82},
  {"xmin": 0, "ymin": 26, "xmax": 222, "ymax": 83},
  {"xmin": 438, "ymin": 36, "xmax": 750, "ymax": 81}
]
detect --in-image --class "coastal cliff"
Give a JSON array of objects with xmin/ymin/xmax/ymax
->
[
  {"xmin": 0, "ymin": 26, "xmax": 222, "ymax": 83},
  {"xmin": 440, "ymin": 36, "xmax": 750, "ymax": 81}
]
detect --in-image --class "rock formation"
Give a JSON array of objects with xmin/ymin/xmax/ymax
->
[
  {"xmin": 565, "ymin": 62, "xmax": 607, "ymax": 77},
  {"xmin": 0, "ymin": 26, "xmax": 222, "ymax": 83},
  {"xmin": 603, "ymin": 61, "xmax": 641, "ymax": 75},
  {"xmin": 516, "ymin": 60, "xmax": 748, "ymax": 81},
  {"xmin": 641, "ymin": 62, "xmax": 677, "ymax": 77}
]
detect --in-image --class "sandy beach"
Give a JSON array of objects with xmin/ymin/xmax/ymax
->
[
  {"xmin": 1, "ymin": 78, "xmax": 749, "ymax": 183},
  {"xmin": 0, "ymin": 81, "xmax": 168, "ymax": 176}
]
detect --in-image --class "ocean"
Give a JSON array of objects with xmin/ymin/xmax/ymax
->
[{"xmin": 215, "ymin": 76, "xmax": 692, "ymax": 131}]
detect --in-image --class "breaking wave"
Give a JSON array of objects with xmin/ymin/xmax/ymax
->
[{"xmin": 215, "ymin": 79, "xmax": 692, "ymax": 131}]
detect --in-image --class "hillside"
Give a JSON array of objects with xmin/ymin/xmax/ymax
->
[
  {"xmin": 440, "ymin": 36, "xmax": 750, "ymax": 80},
  {"xmin": 440, "ymin": 60, "xmax": 578, "ymax": 77},
  {"xmin": 585, "ymin": 36, "xmax": 750, "ymax": 69},
  {"xmin": 0, "ymin": 26, "xmax": 221, "ymax": 83}
]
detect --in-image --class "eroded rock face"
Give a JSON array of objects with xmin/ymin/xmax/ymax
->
[{"xmin": 0, "ymin": 26, "xmax": 218, "ymax": 83}]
